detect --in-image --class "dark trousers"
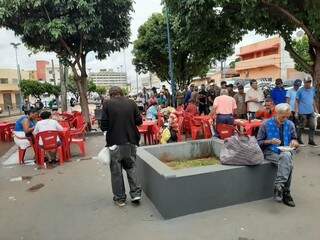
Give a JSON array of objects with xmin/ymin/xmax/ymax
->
[
  {"xmin": 216, "ymin": 114, "xmax": 234, "ymax": 125},
  {"xmin": 289, "ymin": 111, "xmax": 298, "ymax": 126},
  {"xmin": 109, "ymin": 144, "xmax": 142, "ymax": 201},
  {"xmin": 297, "ymin": 113, "xmax": 315, "ymax": 143},
  {"xmin": 199, "ymin": 104, "xmax": 209, "ymax": 115}
]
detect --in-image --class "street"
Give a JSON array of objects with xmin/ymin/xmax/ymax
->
[{"xmin": 1, "ymin": 135, "xmax": 320, "ymax": 240}]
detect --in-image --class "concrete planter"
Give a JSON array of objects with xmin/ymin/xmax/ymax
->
[{"xmin": 136, "ymin": 139, "xmax": 276, "ymax": 219}]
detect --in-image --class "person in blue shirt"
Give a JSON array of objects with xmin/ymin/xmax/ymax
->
[
  {"xmin": 184, "ymin": 84, "xmax": 194, "ymax": 107},
  {"xmin": 295, "ymin": 78, "xmax": 318, "ymax": 146},
  {"xmin": 271, "ymin": 78, "xmax": 287, "ymax": 105},
  {"xmin": 13, "ymin": 108, "xmax": 38, "ymax": 150},
  {"xmin": 286, "ymin": 79, "xmax": 302, "ymax": 126},
  {"xmin": 146, "ymin": 100, "xmax": 158, "ymax": 120}
]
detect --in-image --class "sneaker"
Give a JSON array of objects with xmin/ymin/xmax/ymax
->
[
  {"xmin": 273, "ymin": 185, "xmax": 283, "ymax": 202},
  {"xmin": 114, "ymin": 199, "xmax": 126, "ymax": 207},
  {"xmin": 308, "ymin": 141, "xmax": 318, "ymax": 147},
  {"xmin": 131, "ymin": 196, "xmax": 141, "ymax": 204},
  {"xmin": 283, "ymin": 192, "xmax": 295, "ymax": 207}
]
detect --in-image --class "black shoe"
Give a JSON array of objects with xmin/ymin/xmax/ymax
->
[
  {"xmin": 273, "ymin": 185, "xmax": 283, "ymax": 202},
  {"xmin": 283, "ymin": 192, "xmax": 295, "ymax": 207},
  {"xmin": 308, "ymin": 141, "xmax": 318, "ymax": 147},
  {"xmin": 131, "ymin": 196, "xmax": 141, "ymax": 204}
]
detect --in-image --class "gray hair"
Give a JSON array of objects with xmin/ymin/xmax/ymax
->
[
  {"xmin": 220, "ymin": 89, "xmax": 229, "ymax": 95},
  {"xmin": 275, "ymin": 103, "xmax": 291, "ymax": 114}
]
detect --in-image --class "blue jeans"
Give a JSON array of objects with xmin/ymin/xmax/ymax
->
[{"xmin": 216, "ymin": 114, "xmax": 234, "ymax": 125}]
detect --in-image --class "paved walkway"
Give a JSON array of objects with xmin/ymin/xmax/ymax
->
[{"xmin": 0, "ymin": 135, "xmax": 320, "ymax": 240}]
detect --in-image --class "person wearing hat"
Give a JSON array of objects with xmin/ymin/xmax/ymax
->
[
  {"xmin": 271, "ymin": 78, "xmax": 287, "ymax": 105},
  {"xmin": 286, "ymin": 79, "xmax": 302, "ymax": 126},
  {"xmin": 295, "ymin": 78, "xmax": 318, "ymax": 146},
  {"xmin": 233, "ymin": 85, "xmax": 247, "ymax": 119}
]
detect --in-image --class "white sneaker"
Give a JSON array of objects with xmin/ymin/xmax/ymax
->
[{"xmin": 131, "ymin": 196, "xmax": 141, "ymax": 203}]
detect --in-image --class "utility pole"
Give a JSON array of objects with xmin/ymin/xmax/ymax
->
[
  {"xmin": 165, "ymin": 4, "xmax": 176, "ymax": 107},
  {"xmin": 10, "ymin": 42, "xmax": 23, "ymax": 111},
  {"xmin": 51, "ymin": 59, "xmax": 56, "ymax": 85},
  {"xmin": 136, "ymin": 72, "xmax": 139, "ymax": 94}
]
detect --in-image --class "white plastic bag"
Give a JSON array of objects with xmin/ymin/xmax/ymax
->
[
  {"xmin": 97, "ymin": 147, "xmax": 110, "ymax": 165},
  {"xmin": 314, "ymin": 112, "xmax": 320, "ymax": 130}
]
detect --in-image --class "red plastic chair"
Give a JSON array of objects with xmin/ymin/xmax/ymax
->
[
  {"xmin": 58, "ymin": 120, "xmax": 71, "ymax": 129},
  {"xmin": 69, "ymin": 124, "xmax": 86, "ymax": 156},
  {"xmin": 138, "ymin": 124, "xmax": 149, "ymax": 145},
  {"xmin": 183, "ymin": 112, "xmax": 193, "ymax": 137},
  {"xmin": 35, "ymin": 131, "xmax": 64, "ymax": 166},
  {"xmin": 72, "ymin": 115, "xmax": 86, "ymax": 129},
  {"xmin": 191, "ymin": 117, "xmax": 203, "ymax": 140},
  {"xmin": 177, "ymin": 117, "xmax": 184, "ymax": 142},
  {"xmin": 202, "ymin": 120, "xmax": 213, "ymax": 139},
  {"xmin": 157, "ymin": 116, "xmax": 164, "ymax": 128},
  {"xmin": 151, "ymin": 125, "xmax": 161, "ymax": 144},
  {"xmin": 3, "ymin": 123, "xmax": 15, "ymax": 141},
  {"xmin": 216, "ymin": 124, "xmax": 235, "ymax": 140}
]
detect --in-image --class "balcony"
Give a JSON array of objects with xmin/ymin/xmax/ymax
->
[
  {"xmin": 0, "ymin": 83, "xmax": 19, "ymax": 92},
  {"xmin": 235, "ymin": 54, "xmax": 281, "ymax": 71}
]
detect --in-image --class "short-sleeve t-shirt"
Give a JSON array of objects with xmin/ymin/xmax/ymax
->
[
  {"xmin": 296, "ymin": 87, "xmax": 316, "ymax": 114},
  {"xmin": 213, "ymin": 95, "xmax": 237, "ymax": 114},
  {"xmin": 286, "ymin": 88, "xmax": 298, "ymax": 111},
  {"xmin": 245, "ymin": 88, "xmax": 265, "ymax": 112}
]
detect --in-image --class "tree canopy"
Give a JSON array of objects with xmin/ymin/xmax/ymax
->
[
  {"xmin": 0, "ymin": 0, "xmax": 133, "ymax": 126},
  {"xmin": 166, "ymin": 0, "xmax": 320, "ymax": 102},
  {"xmin": 132, "ymin": 12, "xmax": 222, "ymax": 88},
  {"xmin": 20, "ymin": 80, "xmax": 61, "ymax": 99}
]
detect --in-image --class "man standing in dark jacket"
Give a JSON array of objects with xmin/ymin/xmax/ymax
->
[{"xmin": 100, "ymin": 86, "xmax": 143, "ymax": 207}]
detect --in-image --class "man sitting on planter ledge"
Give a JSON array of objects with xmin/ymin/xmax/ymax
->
[{"xmin": 257, "ymin": 103, "xmax": 300, "ymax": 207}]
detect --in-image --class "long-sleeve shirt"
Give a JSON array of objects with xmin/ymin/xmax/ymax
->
[
  {"xmin": 101, "ymin": 97, "xmax": 142, "ymax": 146},
  {"xmin": 257, "ymin": 119, "xmax": 297, "ymax": 151}
]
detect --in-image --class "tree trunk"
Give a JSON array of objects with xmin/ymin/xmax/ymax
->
[
  {"xmin": 60, "ymin": 61, "xmax": 68, "ymax": 112},
  {"xmin": 75, "ymin": 76, "xmax": 91, "ymax": 129},
  {"xmin": 313, "ymin": 49, "xmax": 320, "ymax": 110}
]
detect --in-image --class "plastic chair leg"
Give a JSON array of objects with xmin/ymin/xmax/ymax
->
[{"xmin": 57, "ymin": 147, "xmax": 64, "ymax": 165}]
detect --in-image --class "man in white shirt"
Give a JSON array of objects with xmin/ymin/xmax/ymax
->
[
  {"xmin": 245, "ymin": 79, "xmax": 265, "ymax": 119},
  {"xmin": 34, "ymin": 111, "xmax": 64, "ymax": 135},
  {"xmin": 34, "ymin": 111, "xmax": 64, "ymax": 163}
]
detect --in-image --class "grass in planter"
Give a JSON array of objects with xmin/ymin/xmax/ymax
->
[{"xmin": 166, "ymin": 156, "xmax": 220, "ymax": 170}]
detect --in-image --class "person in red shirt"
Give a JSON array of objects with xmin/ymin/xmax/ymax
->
[
  {"xmin": 185, "ymin": 99, "xmax": 199, "ymax": 115},
  {"xmin": 256, "ymin": 98, "xmax": 276, "ymax": 120}
]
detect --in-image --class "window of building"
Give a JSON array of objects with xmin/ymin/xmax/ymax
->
[
  {"xmin": 11, "ymin": 78, "xmax": 18, "ymax": 84},
  {"xmin": 0, "ymin": 78, "xmax": 9, "ymax": 84}
]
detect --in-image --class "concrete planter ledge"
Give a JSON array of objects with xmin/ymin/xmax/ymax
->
[{"xmin": 137, "ymin": 139, "xmax": 277, "ymax": 219}]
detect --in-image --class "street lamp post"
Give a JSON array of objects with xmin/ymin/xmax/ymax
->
[
  {"xmin": 10, "ymin": 42, "xmax": 23, "ymax": 111},
  {"xmin": 164, "ymin": 4, "xmax": 176, "ymax": 107}
]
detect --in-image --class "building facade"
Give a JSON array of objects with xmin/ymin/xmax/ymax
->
[
  {"xmin": 36, "ymin": 60, "xmax": 49, "ymax": 81},
  {"xmin": 0, "ymin": 68, "xmax": 31, "ymax": 110},
  {"xmin": 89, "ymin": 69, "xmax": 128, "ymax": 88},
  {"xmin": 235, "ymin": 36, "xmax": 309, "ymax": 82}
]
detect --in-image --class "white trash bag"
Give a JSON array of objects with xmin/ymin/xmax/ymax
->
[{"xmin": 96, "ymin": 147, "xmax": 111, "ymax": 165}]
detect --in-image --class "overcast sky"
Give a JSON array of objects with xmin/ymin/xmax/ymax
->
[{"xmin": 0, "ymin": 0, "xmax": 270, "ymax": 84}]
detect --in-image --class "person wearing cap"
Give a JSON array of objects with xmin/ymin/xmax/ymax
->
[
  {"xmin": 286, "ymin": 79, "xmax": 302, "ymax": 125},
  {"xmin": 271, "ymin": 78, "xmax": 287, "ymax": 105},
  {"xmin": 257, "ymin": 103, "xmax": 299, "ymax": 207},
  {"xmin": 295, "ymin": 78, "xmax": 318, "ymax": 146},
  {"xmin": 245, "ymin": 79, "xmax": 265, "ymax": 119},
  {"xmin": 100, "ymin": 86, "xmax": 143, "ymax": 207},
  {"xmin": 233, "ymin": 85, "xmax": 247, "ymax": 119}
]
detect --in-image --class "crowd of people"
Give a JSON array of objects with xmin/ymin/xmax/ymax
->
[{"xmin": 135, "ymin": 78, "xmax": 318, "ymax": 146}]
